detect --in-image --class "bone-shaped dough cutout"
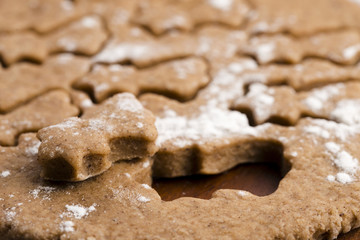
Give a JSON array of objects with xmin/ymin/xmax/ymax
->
[
  {"xmin": 240, "ymin": 29, "xmax": 360, "ymax": 65},
  {"xmin": 0, "ymin": 15, "xmax": 107, "ymax": 65},
  {"xmin": 37, "ymin": 93, "xmax": 158, "ymax": 181},
  {"xmin": 0, "ymin": 90, "xmax": 79, "ymax": 146},
  {"xmin": 75, "ymin": 57, "xmax": 209, "ymax": 102},
  {"xmin": 133, "ymin": 0, "xmax": 250, "ymax": 34},
  {"xmin": 0, "ymin": 54, "xmax": 90, "ymax": 113}
]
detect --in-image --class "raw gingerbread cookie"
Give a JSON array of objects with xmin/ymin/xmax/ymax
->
[
  {"xmin": 0, "ymin": 54, "xmax": 90, "ymax": 113},
  {"xmin": 247, "ymin": 0, "xmax": 360, "ymax": 36},
  {"xmin": 232, "ymin": 83, "xmax": 301, "ymax": 125},
  {"xmin": 0, "ymin": 0, "xmax": 82, "ymax": 33},
  {"xmin": 0, "ymin": 31, "xmax": 47, "ymax": 65},
  {"xmin": 240, "ymin": 59, "xmax": 360, "ymax": 90},
  {"xmin": 0, "ymin": 90, "xmax": 78, "ymax": 146},
  {"xmin": 46, "ymin": 15, "xmax": 108, "ymax": 56},
  {"xmin": 0, "ymin": 15, "xmax": 107, "ymax": 65},
  {"xmin": 75, "ymin": 57, "xmax": 209, "ymax": 102},
  {"xmin": 232, "ymin": 81, "xmax": 360, "ymax": 126},
  {"xmin": 37, "ymin": 93, "xmax": 158, "ymax": 181},
  {"xmin": 299, "ymin": 82, "xmax": 360, "ymax": 125},
  {"xmin": 93, "ymin": 25, "xmax": 197, "ymax": 67},
  {"xmin": 240, "ymin": 29, "xmax": 360, "ymax": 65},
  {"xmin": 133, "ymin": 0, "xmax": 250, "ymax": 34}
]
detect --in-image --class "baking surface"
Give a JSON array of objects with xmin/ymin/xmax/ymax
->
[{"xmin": 153, "ymin": 163, "xmax": 360, "ymax": 240}]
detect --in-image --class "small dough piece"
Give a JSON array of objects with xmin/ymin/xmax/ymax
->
[
  {"xmin": 75, "ymin": 57, "xmax": 209, "ymax": 102},
  {"xmin": 0, "ymin": 90, "xmax": 79, "ymax": 146},
  {"xmin": 247, "ymin": 0, "xmax": 360, "ymax": 36},
  {"xmin": 93, "ymin": 25, "xmax": 197, "ymax": 67},
  {"xmin": 37, "ymin": 93, "xmax": 158, "ymax": 181},
  {"xmin": 241, "ymin": 59, "xmax": 360, "ymax": 91},
  {"xmin": 0, "ymin": 15, "xmax": 107, "ymax": 65},
  {"xmin": 240, "ymin": 29, "xmax": 360, "ymax": 65},
  {"xmin": 0, "ymin": 0, "xmax": 82, "ymax": 33},
  {"xmin": 233, "ymin": 83, "xmax": 300, "ymax": 125},
  {"xmin": 0, "ymin": 31, "xmax": 47, "ymax": 65},
  {"xmin": 299, "ymin": 82, "xmax": 360, "ymax": 125},
  {"xmin": 133, "ymin": 0, "xmax": 250, "ymax": 34},
  {"xmin": 232, "ymin": 81, "xmax": 360, "ymax": 126},
  {"xmin": 0, "ymin": 54, "xmax": 90, "ymax": 113},
  {"xmin": 46, "ymin": 15, "xmax": 108, "ymax": 56}
]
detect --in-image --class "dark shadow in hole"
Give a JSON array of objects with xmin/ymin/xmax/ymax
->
[
  {"xmin": 153, "ymin": 141, "xmax": 290, "ymax": 201},
  {"xmin": 0, "ymin": 54, "xmax": 7, "ymax": 68},
  {"xmin": 337, "ymin": 227, "xmax": 360, "ymax": 240}
]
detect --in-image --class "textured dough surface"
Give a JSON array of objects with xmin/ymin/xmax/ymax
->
[{"xmin": 1, "ymin": 0, "xmax": 360, "ymax": 239}]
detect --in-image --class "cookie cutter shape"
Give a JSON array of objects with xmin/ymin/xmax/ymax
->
[
  {"xmin": 247, "ymin": 0, "xmax": 360, "ymax": 36},
  {"xmin": 0, "ymin": 54, "xmax": 90, "ymax": 113},
  {"xmin": 133, "ymin": 0, "xmax": 250, "ymax": 34},
  {"xmin": 37, "ymin": 93, "xmax": 158, "ymax": 181},
  {"xmin": 240, "ymin": 29, "xmax": 360, "ymax": 65},
  {"xmin": 75, "ymin": 57, "xmax": 209, "ymax": 102},
  {"xmin": 0, "ymin": 90, "xmax": 79, "ymax": 146}
]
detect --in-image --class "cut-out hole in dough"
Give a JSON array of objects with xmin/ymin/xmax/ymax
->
[
  {"xmin": 152, "ymin": 141, "xmax": 290, "ymax": 201},
  {"xmin": 153, "ymin": 163, "xmax": 283, "ymax": 201}
]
